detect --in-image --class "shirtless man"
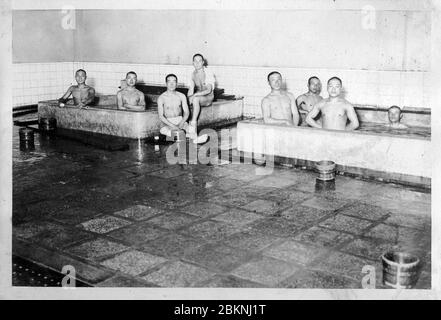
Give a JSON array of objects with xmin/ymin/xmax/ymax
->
[
  {"xmin": 59, "ymin": 69, "xmax": 95, "ymax": 109},
  {"xmin": 306, "ymin": 77, "xmax": 359, "ymax": 131},
  {"xmin": 387, "ymin": 106, "xmax": 408, "ymax": 129},
  {"xmin": 296, "ymin": 76, "xmax": 323, "ymax": 113},
  {"xmin": 261, "ymin": 71, "xmax": 300, "ymax": 126},
  {"xmin": 157, "ymin": 74, "xmax": 190, "ymax": 138},
  {"xmin": 187, "ymin": 53, "xmax": 215, "ymax": 140},
  {"xmin": 117, "ymin": 71, "xmax": 146, "ymax": 111}
]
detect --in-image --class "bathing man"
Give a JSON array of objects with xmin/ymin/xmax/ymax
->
[
  {"xmin": 261, "ymin": 71, "xmax": 300, "ymax": 126},
  {"xmin": 187, "ymin": 53, "xmax": 215, "ymax": 141},
  {"xmin": 117, "ymin": 71, "xmax": 146, "ymax": 111},
  {"xmin": 157, "ymin": 74, "xmax": 190, "ymax": 138},
  {"xmin": 59, "ymin": 69, "xmax": 95, "ymax": 109},
  {"xmin": 296, "ymin": 76, "xmax": 323, "ymax": 113},
  {"xmin": 387, "ymin": 105, "xmax": 408, "ymax": 129},
  {"xmin": 306, "ymin": 77, "xmax": 359, "ymax": 131}
]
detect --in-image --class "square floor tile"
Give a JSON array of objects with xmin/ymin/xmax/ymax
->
[
  {"xmin": 263, "ymin": 240, "xmax": 328, "ymax": 265},
  {"xmin": 365, "ymin": 224, "xmax": 430, "ymax": 253},
  {"xmin": 48, "ymin": 207, "xmax": 100, "ymax": 225},
  {"xmin": 147, "ymin": 212, "xmax": 199, "ymax": 230},
  {"xmin": 180, "ymin": 220, "xmax": 242, "ymax": 242},
  {"xmin": 220, "ymin": 230, "xmax": 283, "ymax": 252},
  {"xmin": 340, "ymin": 238, "xmax": 396, "ymax": 261},
  {"xmin": 250, "ymin": 176, "xmax": 296, "ymax": 189},
  {"xmin": 211, "ymin": 177, "xmax": 246, "ymax": 191},
  {"xmin": 108, "ymin": 222, "xmax": 169, "ymax": 245},
  {"xmin": 339, "ymin": 202, "xmax": 391, "ymax": 221},
  {"xmin": 179, "ymin": 202, "xmax": 229, "ymax": 218},
  {"xmin": 212, "ymin": 208, "xmax": 264, "ymax": 226},
  {"xmin": 278, "ymin": 205, "xmax": 332, "ymax": 226},
  {"xmin": 384, "ymin": 212, "xmax": 430, "ymax": 230},
  {"xmin": 141, "ymin": 261, "xmax": 214, "ymax": 287},
  {"xmin": 231, "ymin": 256, "xmax": 299, "ymax": 287},
  {"xmin": 69, "ymin": 238, "xmax": 130, "ymax": 260},
  {"xmin": 183, "ymin": 244, "xmax": 254, "ymax": 273},
  {"xmin": 248, "ymin": 217, "xmax": 304, "ymax": 237},
  {"xmin": 194, "ymin": 274, "xmax": 266, "ymax": 288},
  {"xmin": 97, "ymin": 274, "xmax": 157, "ymax": 287},
  {"xmin": 101, "ymin": 250, "xmax": 167, "ymax": 276},
  {"xmin": 293, "ymin": 226, "xmax": 354, "ymax": 249},
  {"xmin": 240, "ymin": 199, "xmax": 289, "ymax": 216},
  {"xmin": 313, "ymin": 252, "xmax": 373, "ymax": 281},
  {"xmin": 208, "ymin": 191, "xmax": 258, "ymax": 207},
  {"xmin": 319, "ymin": 214, "xmax": 373, "ymax": 235},
  {"xmin": 13, "ymin": 221, "xmax": 53, "ymax": 239},
  {"xmin": 301, "ymin": 196, "xmax": 349, "ymax": 211},
  {"xmin": 264, "ymin": 189, "xmax": 311, "ymax": 204},
  {"xmin": 79, "ymin": 215, "xmax": 132, "ymax": 234},
  {"xmin": 147, "ymin": 166, "xmax": 188, "ymax": 179},
  {"xmin": 29, "ymin": 225, "xmax": 93, "ymax": 249},
  {"xmin": 138, "ymin": 234, "xmax": 204, "ymax": 258},
  {"xmin": 278, "ymin": 269, "xmax": 360, "ymax": 289},
  {"xmin": 113, "ymin": 205, "xmax": 165, "ymax": 221},
  {"xmin": 237, "ymin": 185, "xmax": 279, "ymax": 198}
]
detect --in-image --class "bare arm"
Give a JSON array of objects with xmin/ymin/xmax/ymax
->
[
  {"xmin": 345, "ymin": 104, "xmax": 359, "ymax": 130},
  {"xmin": 78, "ymin": 87, "xmax": 96, "ymax": 108},
  {"xmin": 84, "ymin": 87, "xmax": 95, "ymax": 105},
  {"xmin": 179, "ymin": 93, "xmax": 190, "ymax": 125},
  {"xmin": 288, "ymin": 93, "xmax": 300, "ymax": 126},
  {"xmin": 305, "ymin": 104, "xmax": 322, "ymax": 128},
  {"xmin": 157, "ymin": 96, "xmax": 179, "ymax": 129},
  {"xmin": 138, "ymin": 93, "xmax": 146, "ymax": 107},
  {"xmin": 117, "ymin": 91, "xmax": 126, "ymax": 110},
  {"xmin": 193, "ymin": 84, "xmax": 212, "ymax": 97},
  {"xmin": 59, "ymin": 86, "xmax": 73, "ymax": 104},
  {"xmin": 261, "ymin": 98, "xmax": 290, "ymax": 125},
  {"xmin": 187, "ymin": 76, "xmax": 195, "ymax": 97}
]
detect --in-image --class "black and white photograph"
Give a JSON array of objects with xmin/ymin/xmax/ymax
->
[{"xmin": 1, "ymin": 0, "xmax": 440, "ymax": 300}]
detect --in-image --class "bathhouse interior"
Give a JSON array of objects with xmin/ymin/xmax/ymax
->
[{"xmin": 12, "ymin": 1, "xmax": 432, "ymax": 289}]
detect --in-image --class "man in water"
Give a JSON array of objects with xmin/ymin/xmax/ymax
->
[
  {"xmin": 117, "ymin": 71, "xmax": 146, "ymax": 111},
  {"xmin": 261, "ymin": 71, "xmax": 300, "ymax": 126},
  {"xmin": 296, "ymin": 76, "xmax": 323, "ymax": 113},
  {"xmin": 387, "ymin": 105, "xmax": 408, "ymax": 129},
  {"xmin": 306, "ymin": 77, "xmax": 359, "ymax": 130},
  {"xmin": 157, "ymin": 74, "xmax": 190, "ymax": 138},
  {"xmin": 187, "ymin": 53, "xmax": 215, "ymax": 141},
  {"xmin": 59, "ymin": 69, "xmax": 95, "ymax": 109}
]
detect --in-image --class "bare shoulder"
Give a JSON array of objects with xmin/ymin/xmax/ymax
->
[
  {"xmin": 343, "ymin": 99, "xmax": 355, "ymax": 109},
  {"xmin": 296, "ymin": 93, "xmax": 306, "ymax": 101},
  {"xmin": 286, "ymin": 91, "xmax": 296, "ymax": 100},
  {"xmin": 261, "ymin": 95, "xmax": 271, "ymax": 105},
  {"xmin": 315, "ymin": 99, "xmax": 326, "ymax": 109},
  {"xmin": 176, "ymin": 91, "xmax": 186, "ymax": 99},
  {"xmin": 116, "ymin": 89, "xmax": 124, "ymax": 96}
]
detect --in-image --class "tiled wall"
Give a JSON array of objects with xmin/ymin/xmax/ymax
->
[
  {"xmin": 13, "ymin": 63, "xmax": 76, "ymax": 107},
  {"xmin": 13, "ymin": 62, "xmax": 429, "ymax": 118}
]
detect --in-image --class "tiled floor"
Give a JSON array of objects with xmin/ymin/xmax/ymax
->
[{"xmin": 12, "ymin": 125, "xmax": 431, "ymax": 289}]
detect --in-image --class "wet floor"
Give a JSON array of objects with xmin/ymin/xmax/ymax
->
[{"xmin": 12, "ymin": 123, "xmax": 431, "ymax": 288}]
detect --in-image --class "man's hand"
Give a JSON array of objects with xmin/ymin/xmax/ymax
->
[{"xmin": 178, "ymin": 121, "xmax": 186, "ymax": 129}]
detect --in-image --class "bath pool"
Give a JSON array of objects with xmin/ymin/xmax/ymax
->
[
  {"xmin": 237, "ymin": 109, "xmax": 431, "ymax": 187},
  {"xmin": 38, "ymin": 88, "xmax": 244, "ymax": 139}
]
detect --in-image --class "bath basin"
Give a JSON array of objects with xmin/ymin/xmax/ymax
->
[
  {"xmin": 237, "ymin": 116, "xmax": 431, "ymax": 187},
  {"xmin": 38, "ymin": 90, "xmax": 244, "ymax": 139}
]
